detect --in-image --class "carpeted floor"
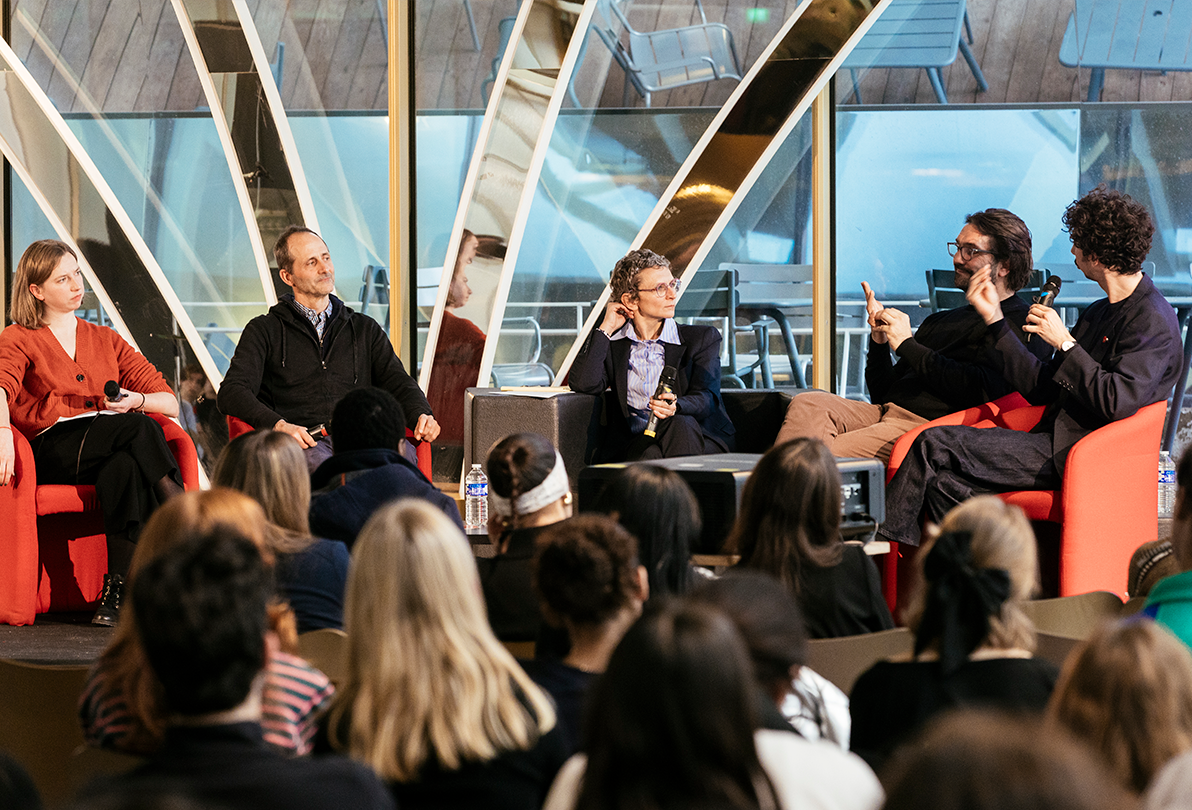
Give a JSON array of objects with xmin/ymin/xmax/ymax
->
[{"xmin": 0, "ymin": 613, "xmax": 112, "ymax": 665}]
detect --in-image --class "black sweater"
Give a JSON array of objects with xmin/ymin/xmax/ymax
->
[
  {"xmin": 218, "ymin": 294, "xmax": 431, "ymax": 431},
  {"xmin": 866, "ymin": 295, "xmax": 1051, "ymax": 420}
]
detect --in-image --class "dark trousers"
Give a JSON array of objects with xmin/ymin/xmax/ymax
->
[
  {"xmin": 31, "ymin": 413, "xmax": 181, "ymax": 541},
  {"xmin": 876, "ymin": 425, "xmax": 1060, "ymax": 546},
  {"xmin": 625, "ymin": 414, "xmax": 727, "ymax": 460}
]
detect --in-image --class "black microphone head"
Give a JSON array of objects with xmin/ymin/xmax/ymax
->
[
  {"xmin": 1041, "ymin": 276, "xmax": 1063, "ymax": 296},
  {"xmin": 104, "ymin": 380, "xmax": 121, "ymax": 400},
  {"xmin": 661, "ymin": 365, "xmax": 678, "ymax": 384}
]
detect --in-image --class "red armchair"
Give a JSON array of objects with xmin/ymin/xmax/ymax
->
[
  {"xmin": 883, "ymin": 393, "xmax": 1166, "ymax": 605},
  {"xmin": 226, "ymin": 415, "xmax": 432, "ymax": 479},
  {"xmin": 0, "ymin": 414, "xmax": 200, "ymax": 626}
]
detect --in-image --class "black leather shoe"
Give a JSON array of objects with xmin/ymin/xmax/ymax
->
[{"xmin": 92, "ymin": 574, "xmax": 124, "ymax": 627}]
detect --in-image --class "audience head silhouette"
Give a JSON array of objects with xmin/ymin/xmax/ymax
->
[
  {"xmin": 592, "ymin": 464, "xmax": 700, "ymax": 596},
  {"xmin": 534, "ymin": 514, "xmax": 647, "ymax": 638},
  {"xmin": 730, "ymin": 437, "xmax": 843, "ymax": 593},
  {"xmin": 1048, "ymin": 619, "xmax": 1192, "ymax": 794},
  {"xmin": 486, "ymin": 433, "xmax": 570, "ymax": 531},
  {"xmin": 326, "ymin": 499, "xmax": 555, "ymax": 783},
  {"xmin": 906, "ymin": 495, "xmax": 1038, "ymax": 669},
  {"xmin": 330, "ymin": 387, "xmax": 407, "ymax": 455},
  {"xmin": 690, "ymin": 570, "xmax": 809, "ymax": 707},
  {"xmin": 882, "ymin": 710, "xmax": 1133, "ymax": 810},
  {"xmin": 576, "ymin": 600, "xmax": 777, "ymax": 810},
  {"xmin": 133, "ymin": 527, "xmax": 271, "ymax": 717},
  {"xmin": 213, "ymin": 429, "xmax": 312, "ymax": 537}
]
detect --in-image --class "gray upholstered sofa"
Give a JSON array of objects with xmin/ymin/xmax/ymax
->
[{"xmin": 463, "ymin": 387, "xmax": 796, "ymax": 489}]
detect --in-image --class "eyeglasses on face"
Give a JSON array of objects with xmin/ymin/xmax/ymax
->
[
  {"xmin": 946, "ymin": 241, "xmax": 996, "ymax": 261},
  {"xmin": 635, "ymin": 278, "xmax": 682, "ymax": 298}
]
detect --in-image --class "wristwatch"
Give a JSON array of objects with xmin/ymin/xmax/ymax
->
[{"xmin": 1060, "ymin": 340, "xmax": 1076, "ymax": 352}]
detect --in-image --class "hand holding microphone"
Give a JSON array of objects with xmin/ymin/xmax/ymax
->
[
  {"xmin": 644, "ymin": 365, "xmax": 678, "ymax": 439},
  {"xmin": 1025, "ymin": 276, "xmax": 1072, "ymax": 345},
  {"xmin": 1026, "ymin": 276, "xmax": 1063, "ymax": 343},
  {"xmin": 104, "ymin": 380, "xmax": 146, "ymax": 412}
]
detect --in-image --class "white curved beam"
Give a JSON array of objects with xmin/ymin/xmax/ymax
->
[
  {"xmin": 554, "ymin": 0, "xmax": 895, "ymax": 384},
  {"xmin": 169, "ymin": 0, "xmax": 278, "ymax": 305},
  {"xmin": 0, "ymin": 37, "xmax": 224, "ymax": 386},
  {"xmin": 419, "ymin": 0, "xmax": 600, "ymax": 391},
  {"xmin": 230, "ymin": 0, "xmax": 323, "ymax": 236}
]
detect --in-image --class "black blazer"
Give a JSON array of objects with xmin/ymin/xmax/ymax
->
[
  {"xmin": 988, "ymin": 273, "xmax": 1182, "ymax": 470},
  {"xmin": 569, "ymin": 323, "xmax": 735, "ymax": 461}
]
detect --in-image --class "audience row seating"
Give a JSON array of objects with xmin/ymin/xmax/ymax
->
[
  {"xmin": 0, "ymin": 414, "xmax": 201, "ymax": 626},
  {"xmin": 0, "ymin": 659, "xmax": 140, "ymax": 806},
  {"xmin": 808, "ymin": 591, "xmax": 1140, "ymax": 695},
  {"xmin": 296, "ymin": 628, "xmax": 348, "ymax": 685}
]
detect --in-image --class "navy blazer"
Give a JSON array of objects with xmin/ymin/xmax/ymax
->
[
  {"xmin": 987, "ymin": 273, "xmax": 1182, "ymax": 470},
  {"xmin": 569, "ymin": 323, "xmax": 735, "ymax": 462}
]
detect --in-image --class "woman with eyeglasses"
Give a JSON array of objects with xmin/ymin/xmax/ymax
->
[{"xmin": 569, "ymin": 249, "xmax": 735, "ymax": 462}]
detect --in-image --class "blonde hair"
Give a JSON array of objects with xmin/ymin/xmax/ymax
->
[
  {"xmin": 212, "ymin": 430, "xmax": 314, "ymax": 553},
  {"xmin": 327, "ymin": 500, "xmax": 555, "ymax": 781},
  {"xmin": 11, "ymin": 240, "xmax": 76, "ymax": 329},
  {"xmin": 95, "ymin": 489, "xmax": 293, "ymax": 753},
  {"xmin": 903, "ymin": 496, "xmax": 1038, "ymax": 654},
  {"xmin": 1048, "ymin": 621, "xmax": 1192, "ymax": 793}
]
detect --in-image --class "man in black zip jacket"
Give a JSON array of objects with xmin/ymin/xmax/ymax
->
[{"xmin": 219, "ymin": 226, "xmax": 440, "ymax": 470}]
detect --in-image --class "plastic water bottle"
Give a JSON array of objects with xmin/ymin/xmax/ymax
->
[
  {"xmin": 465, "ymin": 464, "xmax": 489, "ymax": 530},
  {"xmin": 1159, "ymin": 451, "xmax": 1176, "ymax": 518}
]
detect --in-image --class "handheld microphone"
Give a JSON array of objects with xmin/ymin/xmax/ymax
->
[
  {"xmin": 643, "ymin": 365, "xmax": 678, "ymax": 439},
  {"xmin": 1027, "ymin": 276, "xmax": 1062, "ymax": 342},
  {"xmin": 103, "ymin": 380, "xmax": 124, "ymax": 401}
]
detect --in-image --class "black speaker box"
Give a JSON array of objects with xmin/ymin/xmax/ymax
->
[{"xmin": 578, "ymin": 453, "xmax": 885, "ymax": 554}]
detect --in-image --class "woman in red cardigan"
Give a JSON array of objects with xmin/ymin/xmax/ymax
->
[{"xmin": 0, "ymin": 239, "xmax": 183, "ymax": 626}]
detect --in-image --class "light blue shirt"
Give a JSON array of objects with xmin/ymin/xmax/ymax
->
[{"xmin": 612, "ymin": 318, "xmax": 681, "ymax": 433}]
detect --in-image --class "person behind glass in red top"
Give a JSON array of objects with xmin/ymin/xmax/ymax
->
[
  {"xmin": 428, "ymin": 228, "xmax": 486, "ymax": 448},
  {"xmin": 0, "ymin": 239, "xmax": 183, "ymax": 626}
]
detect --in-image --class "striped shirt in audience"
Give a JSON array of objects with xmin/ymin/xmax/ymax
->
[{"xmin": 79, "ymin": 649, "xmax": 334, "ymax": 756}]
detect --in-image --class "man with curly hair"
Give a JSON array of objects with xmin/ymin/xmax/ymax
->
[
  {"xmin": 878, "ymin": 187, "xmax": 1183, "ymax": 548},
  {"xmin": 569, "ymin": 249, "xmax": 735, "ymax": 461}
]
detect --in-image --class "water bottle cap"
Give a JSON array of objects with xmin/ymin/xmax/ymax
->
[{"xmin": 472, "ymin": 464, "xmax": 482, "ymax": 469}]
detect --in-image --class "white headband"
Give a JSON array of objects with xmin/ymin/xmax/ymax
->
[{"xmin": 490, "ymin": 450, "xmax": 569, "ymax": 518}]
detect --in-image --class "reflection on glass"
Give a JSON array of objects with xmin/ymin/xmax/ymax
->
[
  {"xmin": 176, "ymin": 0, "xmax": 311, "ymax": 280},
  {"xmin": 0, "ymin": 54, "xmax": 215, "ymax": 382},
  {"xmin": 427, "ymin": 230, "xmax": 487, "ymax": 475},
  {"xmin": 641, "ymin": 0, "xmax": 878, "ymax": 274},
  {"xmin": 66, "ymin": 115, "xmax": 266, "ymax": 371},
  {"xmin": 7, "ymin": 0, "xmax": 263, "ymax": 379},
  {"xmin": 420, "ymin": 0, "xmax": 578, "ymax": 482}
]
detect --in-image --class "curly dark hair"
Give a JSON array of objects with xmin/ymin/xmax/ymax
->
[
  {"xmin": 965, "ymin": 209, "xmax": 1034, "ymax": 291},
  {"xmin": 609, "ymin": 249, "xmax": 672, "ymax": 301},
  {"xmin": 534, "ymin": 514, "xmax": 640, "ymax": 627},
  {"xmin": 1063, "ymin": 186, "xmax": 1154, "ymax": 275}
]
